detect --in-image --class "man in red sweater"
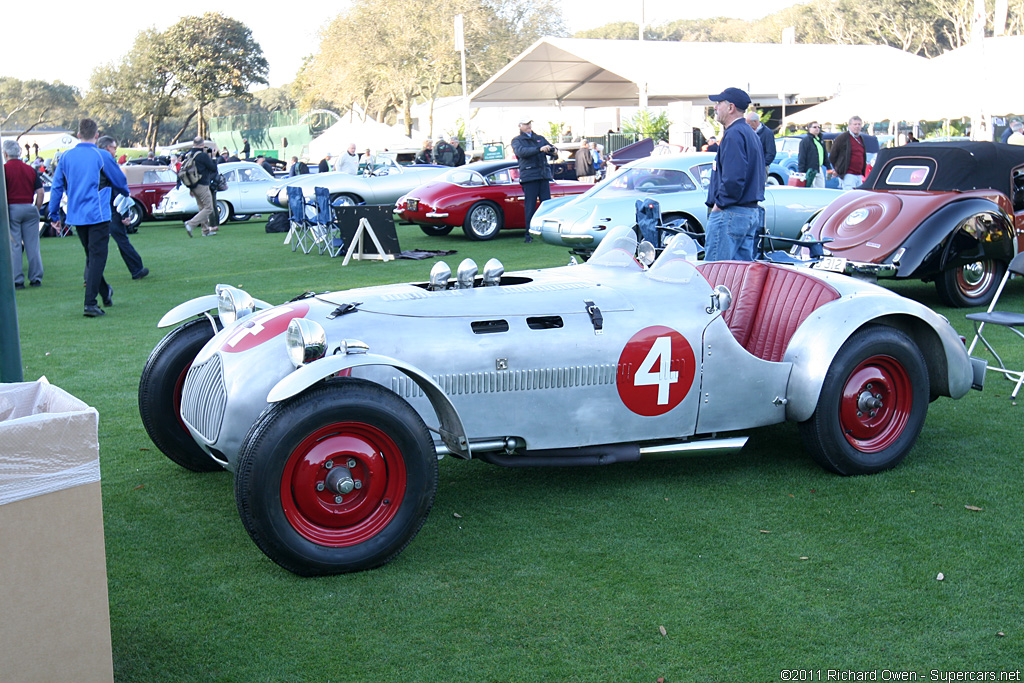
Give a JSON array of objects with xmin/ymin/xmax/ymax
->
[
  {"xmin": 829, "ymin": 115, "xmax": 868, "ymax": 190},
  {"xmin": 4, "ymin": 139, "xmax": 45, "ymax": 288}
]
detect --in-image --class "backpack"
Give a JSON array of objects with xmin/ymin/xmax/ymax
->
[
  {"xmin": 178, "ymin": 152, "xmax": 201, "ymax": 188},
  {"xmin": 434, "ymin": 141, "xmax": 456, "ymax": 166}
]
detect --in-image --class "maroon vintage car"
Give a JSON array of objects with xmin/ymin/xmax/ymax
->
[
  {"xmin": 123, "ymin": 165, "xmax": 178, "ymax": 231},
  {"xmin": 394, "ymin": 160, "xmax": 590, "ymax": 240},
  {"xmin": 804, "ymin": 142, "xmax": 1024, "ymax": 307}
]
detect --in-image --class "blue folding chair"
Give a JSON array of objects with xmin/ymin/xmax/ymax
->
[
  {"xmin": 286, "ymin": 186, "xmax": 315, "ymax": 253},
  {"xmin": 314, "ymin": 186, "xmax": 344, "ymax": 257}
]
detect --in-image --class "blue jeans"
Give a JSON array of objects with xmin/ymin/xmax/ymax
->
[{"xmin": 704, "ymin": 205, "xmax": 761, "ymax": 262}]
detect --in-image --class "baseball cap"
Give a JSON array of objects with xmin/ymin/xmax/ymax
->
[
  {"xmin": 709, "ymin": 87, "xmax": 751, "ymax": 110},
  {"xmin": 518, "ymin": 117, "xmax": 533, "ymax": 125}
]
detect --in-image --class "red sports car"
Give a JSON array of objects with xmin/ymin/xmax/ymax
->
[
  {"xmin": 394, "ymin": 160, "xmax": 590, "ymax": 240},
  {"xmin": 123, "ymin": 165, "xmax": 178, "ymax": 231}
]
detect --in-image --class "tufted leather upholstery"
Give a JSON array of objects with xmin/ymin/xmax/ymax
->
[{"xmin": 697, "ymin": 261, "xmax": 840, "ymax": 362}]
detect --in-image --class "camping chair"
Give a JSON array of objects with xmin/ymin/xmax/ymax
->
[
  {"xmin": 313, "ymin": 186, "xmax": 344, "ymax": 257},
  {"xmin": 635, "ymin": 198, "xmax": 660, "ymax": 246},
  {"xmin": 965, "ymin": 252, "xmax": 1024, "ymax": 398},
  {"xmin": 286, "ymin": 186, "xmax": 315, "ymax": 254}
]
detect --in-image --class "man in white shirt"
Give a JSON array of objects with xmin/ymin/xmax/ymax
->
[{"xmin": 335, "ymin": 143, "xmax": 359, "ymax": 175}]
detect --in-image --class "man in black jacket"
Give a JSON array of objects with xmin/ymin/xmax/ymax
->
[
  {"xmin": 181, "ymin": 136, "xmax": 220, "ymax": 237},
  {"xmin": 744, "ymin": 111, "xmax": 776, "ymax": 180},
  {"xmin": 511, "ymin": 118, "xmax": 557, "ymax": 243}
]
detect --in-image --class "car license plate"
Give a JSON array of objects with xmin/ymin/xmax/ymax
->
[
  {"xmin": 407, "ymin": 198, "xmax": 419, "ymax": 211},
  {"xmin": 814, "ymin": 256, "xmax": 848, "ymax": 273}
]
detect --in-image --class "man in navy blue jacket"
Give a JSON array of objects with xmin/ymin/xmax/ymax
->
[
  {"xmin": 745, "ymin": 111, "xmax": 776, "ymax": 176},
  {"xmin": 511, "ymin": 118, "xmax": 557, "ymax": 243},
  {"xmin": 705, "ymin": 88, "xmax": 765, "ymax": 262},
  {"xmin": 50, "ymin": 118, "xmax": 130, "ymax": 317}
]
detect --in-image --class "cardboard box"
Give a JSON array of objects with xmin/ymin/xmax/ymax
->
[{"xmin": 0, "ymin": 381, "xmax": 114, "ymax": 683}]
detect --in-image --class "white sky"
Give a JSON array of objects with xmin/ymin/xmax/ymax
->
[{"xmin": 2, "ymin": 0, "xmax": 802, "ymax": 91}]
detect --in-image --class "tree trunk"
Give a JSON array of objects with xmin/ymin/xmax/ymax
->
[{"xmin": 170, "ymin": 108, "xmax": 199, "ymax": 145}]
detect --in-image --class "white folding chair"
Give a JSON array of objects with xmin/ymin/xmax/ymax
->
[{"xmin": 965, "ymin": 252, "xmax": 1024, "ymax": 398}]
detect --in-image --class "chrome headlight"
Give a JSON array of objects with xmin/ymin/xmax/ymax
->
[
  {"xmin": 216, "ymin": 284, "xmax": 255, "ymax": 326},
  {"xmin": 285, "ymin": 318, "xmax": 327, "ymax": 368}
]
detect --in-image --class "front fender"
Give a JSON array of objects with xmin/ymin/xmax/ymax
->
[
  {"xmin": 897, "ymin": 198, "xmax": 1014, "ymax": 278},
  {"xmin": 267, "ymin": 353, "xmax": 470, "ymax": 459},
  {"xmin": 784, "ymin": 294, "xmax": 974, "ymax": 423},
  {"xmin": 157, "ymin": 294, "xmax": 274, "ymax": 328}
]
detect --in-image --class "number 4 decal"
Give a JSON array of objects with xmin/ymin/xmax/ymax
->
[
  {"xmin": 616, "ymin": 326, "xmax": 696, "ymax": 417},
  {"xmin": 634, "ymin": 336, "xmax": 679, "ymax": 405}
]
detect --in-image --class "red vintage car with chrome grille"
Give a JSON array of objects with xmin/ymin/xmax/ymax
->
[
  {"xmin": 802, "ymin": 141, "xmax": 1024, "ymax": 307},
  {"xmin": 394, "ymin": 160, "xmax": 590, "ymax": 240}
]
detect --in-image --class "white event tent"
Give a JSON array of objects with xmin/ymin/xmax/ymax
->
[
  {"xmin": 469, "ymin": 38, "xmax": 930, "ymax": 108},
  {"xmin": 784, "ymin": 35, "xmax": 1024, "ymax": 126},
  {"xmin": 308, "ymin": 119, "xmax": 416, "ymax": 160}
]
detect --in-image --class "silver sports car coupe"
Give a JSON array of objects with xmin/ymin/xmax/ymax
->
[{"xmin": 139, "ymin": 227, "xmax": 984, "ymax": 576}]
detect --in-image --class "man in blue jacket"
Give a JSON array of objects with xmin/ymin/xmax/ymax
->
[
  {"xmin": 511, "ymin": 118, "xmax": 557, "ymax": 243},
  {"xmin": 50, "ymin": 118, "xmax": 130, "ymax": 317},
  {"xmin": 745, "ymin": 111, "xmax": 776, "ymax": 178},
  {"xmin": 705, "ymin": 88, "xmax": 765, "ymax": 262}
]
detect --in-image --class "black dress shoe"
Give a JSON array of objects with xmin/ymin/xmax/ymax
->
[
  {"xmin": 132, "ymin": 267, "xmax": 149, "ymax": 280},
  {"xmin": 102, "ymin": 285, "xmax": 113, "ymax": 307},
  {"xmin": 29, "ymin": 280, "xmax": 41, "ymax": 287},
  {"xmin": 14, "ymin": 282, "xmax": 25, "ymax": 290},
  {"xmin": 84, "ymin": 305, "xmax": 106, "ymax": 317}
]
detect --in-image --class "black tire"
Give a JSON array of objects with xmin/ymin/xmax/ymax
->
[
  {"xmin": 127, "ymin": 201, "xmax": 144, "ymax": 232},
  {"xmin": 231, "ymin": 214, "xmax": 252, "ymax": 222},
  {"xmin": 462, "ymin": 201, "xmax": 504, "ymax": 240},
  {"xmin": 138, "ymin": 317, "xmax": 223, "ymax": 472},
  {"xmin": 799, "ymin": 325, "xmax": 929, "ymax": 476},
  {"xmin": 215, "ymin": 199, "xmax": 231, "ymax": 225},
  {"xmin": 329, "ymin": 193, "xmax": 361, "ymax": 207},
  {"xmin": 234, "ymin": 378, "xmax": 438, "ymax": 576},
  {"xmin": 767, "ymin": 174, "xmax": 783, "ymax": 186},
  {"xmin": 935, "ymin": 259, "xmax": 1005, "ymax": 308},
  {"xmin": 419, "ymin": 224, "xmax": 455, "ymax": 237}
]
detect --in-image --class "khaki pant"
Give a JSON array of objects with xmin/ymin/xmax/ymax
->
[{"xmin": 186, "ymin": 184, "xmax": 214, "ymax": 230}]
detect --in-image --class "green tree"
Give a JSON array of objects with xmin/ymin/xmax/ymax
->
[
  {"xmin": 623, "ymin": 109, "xmax": 671, "ymax": 141},
  {"xmin": 299, "ymin": 0, "xmax": 564, "ymax": 136},
  {"xmin": 0, "ymin": 77, "xmax": 80, "ymax": 138},
  {"xmin": 85, "ymin": 28, "xmax": 182, "ymax": 149},
  {"xmin": 161, "ymin": 13, "xmax": 269, "ymax": 139}
]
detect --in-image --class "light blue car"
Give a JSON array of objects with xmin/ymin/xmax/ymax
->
[{"xmin": 530, "ymin": 152, "xmax": 842, "ymax": 251}]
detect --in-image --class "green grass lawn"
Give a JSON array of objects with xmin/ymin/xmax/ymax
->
[{"xmin": 12, "ymin": 217, "xmax": 1024, "ymax": 682}]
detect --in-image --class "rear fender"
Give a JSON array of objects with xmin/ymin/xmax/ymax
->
[
  {"xmin": 267, "ymin": 353, "xmax": 470, "ymax": 459},
  {"xmin": 158, "ymin": 295, "xmax": 274, "ymax": 328},
  {"xmin": 784, "ymin": 297, "xmax": 973, "ymax": 422},
  {"xmin": 896, "ymin": 199, "xmax": 1013, "ymax": 278}
]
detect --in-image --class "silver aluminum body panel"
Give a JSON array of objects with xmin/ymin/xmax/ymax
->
[{"xmin": 173, "ymin": 243, "xmax": 976, "ymax": 470}]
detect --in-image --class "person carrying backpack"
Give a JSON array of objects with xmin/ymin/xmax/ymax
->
[
  {"xmin": 178, "ymin": 137, "xmax": 220, "ymax": 237},
  {"xmin": 433, "ymin": 137, "xmax": 456, "ymax": 166}
]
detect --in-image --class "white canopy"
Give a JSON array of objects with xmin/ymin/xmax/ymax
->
[
  {"xmin": 308, "ymin": 119, "xmax": 416, "ymax": 160},
  {"xmin": 785, "ymin": 35, "xmax": 1024, "ymax": 125},
  {"xmin": 470, "ymin": 38, "xmax": 929, "ymax": 108}
]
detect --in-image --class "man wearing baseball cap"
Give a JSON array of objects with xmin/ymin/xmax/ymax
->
[
  {"xmin": 511, "ymin": 117, "xmax": 557, "ymax": 243},
  {"xmin": 704, "ymin": 87, "xmax": 765, "ymax": 261}
]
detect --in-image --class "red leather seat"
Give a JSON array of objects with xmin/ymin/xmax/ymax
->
[{"xmin": 696, "ymin": 261, "xmax": 840, "ymax": 362}]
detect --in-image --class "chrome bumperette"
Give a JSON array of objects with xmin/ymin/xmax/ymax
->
[{"xmin": 181, "ymin": 354, "xmax": 227, "ymax": 444}]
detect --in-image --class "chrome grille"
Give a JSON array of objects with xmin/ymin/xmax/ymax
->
[{"xmin": 180, "ymin": 354, "xmax": 227, "ymax": 443}]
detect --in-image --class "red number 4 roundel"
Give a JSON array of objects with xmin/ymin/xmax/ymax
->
[{"xmin": 616, "ymin": 326, "xmax": 696, "ymax": 416}]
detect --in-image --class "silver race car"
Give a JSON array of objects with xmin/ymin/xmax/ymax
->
[{"xmin": 139, "ymin": 227, "xmax": 985, "ymax": 576}]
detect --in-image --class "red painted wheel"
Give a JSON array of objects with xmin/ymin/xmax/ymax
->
[
  {"xmin": 236, "ymin": 378, "xmax": 437, "ymax": 576},
  {"xmin": 837, "ymin": 356, "xmax": 913, "ymax": 453},
  {"xmin": 800, "ymin": 326, "xmax": 929, "ymax": 475},
  {"xmin": 936, "ymin": 259, "xmax": 1005, "ymax": 308},
  {"xmin": 139, "ymin": 317, "xmax": 223, "ymax": 472},
  {"xmin": 281, "ymin": 422, "xmax": 408, "ymax": 546}
]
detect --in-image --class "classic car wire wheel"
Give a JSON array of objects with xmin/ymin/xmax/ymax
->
[
  {"xmin": 838, "ymin": 355, "xmax": 912, "ymax": 453},
  {"xmin": 281, "ymin": 422, "xmax": 407, "ymax": 546},
  {"xmin": 465, "ymin": 201, "xmax": 503, "ymax": 240}
]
